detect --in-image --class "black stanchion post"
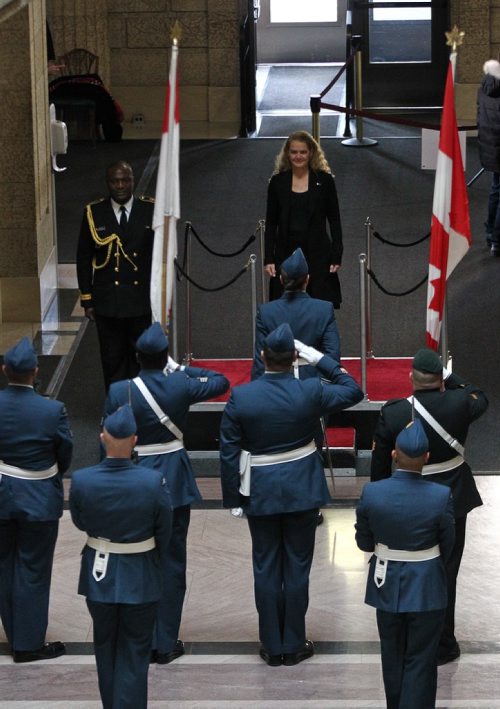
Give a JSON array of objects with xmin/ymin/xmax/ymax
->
[
  {"xmin": 344, "ymin": 3, "xmax": 354, "ymax": 138},
  {"xmin": 310, "ymin": 94, "xmax": 321, "ymax": 143}
]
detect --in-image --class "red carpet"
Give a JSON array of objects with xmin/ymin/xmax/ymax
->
[{"xmin": 191, "ymin": 357, "xmax": 413, "ymax": 403}]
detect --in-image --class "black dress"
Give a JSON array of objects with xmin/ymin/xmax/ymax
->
[{"xmin": 264, "ymin": 169, "xmax": 343, "ymax": 307}]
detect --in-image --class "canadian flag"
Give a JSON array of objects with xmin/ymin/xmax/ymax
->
[
  {"xmin": 150, "ymin": 40, "xmax": 180, "ymax": 325},
  {"xmin": 426, "ymin": 53, "xmax": 471, "ymax": 350}
]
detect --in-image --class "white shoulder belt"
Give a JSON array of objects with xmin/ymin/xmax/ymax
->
[
  {"xmin": 407, "ymin": 396, "xmax": 464, "ymax": 475},
  {"xmin": 132, "ymin": 377, "xmax": 183, "ymax": 441}
]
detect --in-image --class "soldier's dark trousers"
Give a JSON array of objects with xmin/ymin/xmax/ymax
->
[
  {"xmin": 95, "ymin": 312, "xmax": 151, "ymax": 390},
  {"xmin": 247, "ymin": 508, "xmax": 318, "ymax": 656},
  {"xmin": 440, "ymin": 515, "xmax": 467, "ymax": 653}
]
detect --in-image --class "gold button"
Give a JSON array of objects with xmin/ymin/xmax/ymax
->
[
  {"xmin": 134, "ymin": 267, "xmax": 138, "ymax": 272},
  {"xmin": 133, "ymin": 252, "xmax": 138, "ymax": 257},
  {"xmin": 134, "ymin": 281, "xmax": 139, "ymax": 285},
  {"xmin": 115, "ymin": 281, "xmax": 119, "ymax": 285},
  {"xmin": 114, "ymin": 267, "xmax": 118, "ymax": 272}
]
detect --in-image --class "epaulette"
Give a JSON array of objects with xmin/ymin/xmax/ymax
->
[
  {"xmin": 86, "ymin": 197, "xmax": 105, "ymax": 207},
  {"xmin": 138, "ymin": 195, "xmax": 155, "ymax": 203}
]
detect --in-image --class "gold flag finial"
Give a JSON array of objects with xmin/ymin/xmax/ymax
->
[
  {"xmin": 445, "ymin": 25, "xmax": 465, "ymax": 53},
  {"xmin": 171, "ymin": 19, "xmax": 182, "ymax": 44}
]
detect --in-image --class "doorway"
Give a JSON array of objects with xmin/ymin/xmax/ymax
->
[{"xmin": 252, "ymin": 0, "xmax": 347, "ymax": 137}]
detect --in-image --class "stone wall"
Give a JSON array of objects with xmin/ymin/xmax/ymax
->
[
  {"xmin": 0, "ymin": 0, "xmax": 55, "ymax": 322},
  {"xmin": 107, "ymin": 0, "xmax": 240, "ymax": 137},
  {"xmin": 451, "ymin": 0, "xmax": 495, "ymax": 123}
]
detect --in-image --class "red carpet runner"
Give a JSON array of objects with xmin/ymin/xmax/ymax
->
[{"xmin": 191, "ymin": 357, "xmax": 413, "ymax": 403}]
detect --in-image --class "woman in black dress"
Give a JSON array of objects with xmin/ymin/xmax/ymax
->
[{"xmin": 264, "ymin": 131, "xmax": 343, "ymax": 307}]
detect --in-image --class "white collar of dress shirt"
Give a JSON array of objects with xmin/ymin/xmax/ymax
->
[{"xmin": 111, "ymin": 196, "xmax": 134, "ymax": 219}]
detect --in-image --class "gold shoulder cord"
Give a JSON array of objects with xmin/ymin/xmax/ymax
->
[{"xmin": 86, "ymin": 204, "xmax": 138, "ymax": 271}]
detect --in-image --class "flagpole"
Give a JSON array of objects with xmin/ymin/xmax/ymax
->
[
  {"xmin": 425, "ymin": 25, "xmax": 470, "ymax": 353},
  {"xmin": 439, "ymin": 30, "xmax": 461, "ymax": 363},
  {"xmin": 151, "ymin": 22, "xmax": 181, "ymax": 335}
]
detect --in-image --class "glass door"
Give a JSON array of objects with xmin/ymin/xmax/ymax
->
[{"xmin": 351, "ymin": 0, "xmax": 450, "ymax": 107}]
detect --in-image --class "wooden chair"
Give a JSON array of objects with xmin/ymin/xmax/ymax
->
[{"xmin": 58, "ymin": 48, "xmax": 99, "ymax": 76}]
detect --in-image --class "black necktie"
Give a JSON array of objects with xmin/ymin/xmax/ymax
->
[{"xmin": 119, "ymin": 205, "xmax": 127, "ymax": 229}]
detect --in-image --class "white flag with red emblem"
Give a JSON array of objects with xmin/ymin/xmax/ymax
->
[
  {"xmin": 426, "ymin": 54, "xmax": 471, "ymax": 350},
  {"xmin": 151, "ymin": 40, "xmax": 180, "ymax": 325}
]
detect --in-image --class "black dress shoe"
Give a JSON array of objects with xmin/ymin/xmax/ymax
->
[
  {"xmin": 13, "ymin": 641, "xmax": 66, "ymax": 663},
  {"xmin": 156, "ymin": 639, "xmax": 185, "ymax": 665},
  {"xmin": 437, "ymin": 641, "xmax": 460, "ymax": 666},
  {"xmin": 150, "ymin": 649, "xmax": 158, "ymax": 664},
  {"xmin": 259, "ymin": 646, "xmax": 282, "ymax": 666},
  {"xmin": 491, "ymin": 245, "xmax": 500, "ymax": 256},
  {"xmin": 283, "ymin": 639, "xmax": 314, "ymax": 666}
]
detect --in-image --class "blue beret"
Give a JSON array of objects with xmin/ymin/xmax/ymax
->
[
  {"xmin": 395, "ymin": 419, "xmax": 429, "ymax": 458},
  {"xmin": 136, "ymin": 322, "xmax": 169, "ymax": 354},
  {"xmin": 4, "ymin": 337, "xmax": 38, "ymax": 372},
  {"xmin": 264, "ymin": 323, "xmax": 294, "ymax": 353},
  {"xmin": 412, "ymin": 348, "xmax": 442, "ymax": 374},
  {"xmin": 104, "ymin": 404, "xmax": 137, "ymax": 438},
  {"xmin": 281, "ymin": 248, "xmax": 308, "ymax": 279}
]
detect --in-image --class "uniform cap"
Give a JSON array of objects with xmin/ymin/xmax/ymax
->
[
  {"xmin": 3, "ymin": 337, "xmax": 38, "ymax": 372},
  {"xmin": 395, "ymin": 419, "xmax": 429, "ymax": 458},
  {"xmin": 136, "ymin": 322, "xmax": 169, "ymax": 354},
  {"xmin": 280, "ymin": 248, "xmax": 309, "ymax": 279},
  {"xmin": 412, "ymin": 347, "xmax": 442, "ymax": 374},
  {"xmin": 104, "ymin": 404, "xmax": 137, "ymax": 438},
  {"xmin": 264, "ymin": 323, "xmax": 295, "ymax": 353}
]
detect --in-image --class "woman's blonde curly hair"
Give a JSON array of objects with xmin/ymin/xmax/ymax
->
[{"xmin": 273, "ymin": 130, "xmax": 332, "ymax": 174}]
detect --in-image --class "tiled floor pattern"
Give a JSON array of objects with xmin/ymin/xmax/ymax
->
[{"xmin": 1, "ymin": 477, "xmax": 499, "ymax": 707}]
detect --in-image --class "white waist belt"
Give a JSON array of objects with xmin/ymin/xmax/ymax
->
[
  {"xmin": 239, "ymin": 440, "xmax": 316, "ymax": 496},
  {"xmin": 0, "ymin": 461, "xmax": 58, "ymax": 480},
  {"xmin": 87, "ymin": 536, "xmax": 156, "ymax": 554},
  {"xmin": 422, "ymin": 455, "xmax": 463, "ymax": 475},
  {"xmin": 251, "ymin": 440, "xmax": 316, "ymax": 466},
  {"xmin": 375, "ymin": 543, "xmax": 440, "ymax": 562},
  {"xmin": 135, "ymin": 440, "xmax": 184, "ymax": 456}
]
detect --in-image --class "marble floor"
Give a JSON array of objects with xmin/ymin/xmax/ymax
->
[{"xmin": 0, "ymin": 476, "xmax": 499, "ymax": 708}]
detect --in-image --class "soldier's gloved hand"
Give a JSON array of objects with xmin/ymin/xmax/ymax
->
[
  {"xmin": 165, "ymin": 356, "xmax": 184, "ymax": 373},
  {"xmin": 231, "ymin": 507, "xmax": 244, "ymax": 518},
  {"xmin": 294, "ymin": 339, "xmax": 323, "ymax": 366}
]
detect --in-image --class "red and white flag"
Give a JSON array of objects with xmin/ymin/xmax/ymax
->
[
  {"xmin": 426, "ymin": 54, "xmax": 471, "ymax": 350},
  {"xmin": 151, "ymin": 40, "xmax": 180, "ymax": 325}
]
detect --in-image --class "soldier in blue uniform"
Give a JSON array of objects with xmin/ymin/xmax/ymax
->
[
  {"xmin": 105, "ymin": 322, "xmax": 230, "ymax": 664},
  {"xmin": 69, "ymin": 405, "xmax": 172, "ymax": 709},
  {"xmin": 76, "ymin": 160, "xmax": 155, "ymax": 389},
  {"xmin": 0, "ymin": 337, "xmax": 72, "ymax": 662},
  {"xmin": 370, "ymin": 347, "xmax": 488, "ymax": 664},
  {"xmin": 220, "ymin": 323, "xmax": 363, "ymax": 666},
  {"xmin": 356, "ymin": 419, "xmax": 455, "ymax": 709},
  {"xmin": 252, "ymin": 247, "xmax": 340, "ymax": 380}
]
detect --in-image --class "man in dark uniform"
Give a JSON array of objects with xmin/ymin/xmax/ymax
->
[
  {"xmin": 69, "ymin": 405, "xmax": 172, "ymax": 709},
  {"xmin": 105, "ymin": 322, "xmax": 229, "ymax": 665},
  {"xmin": 0, "ymin": 337, "xmax": 73, "ymax": 662},
  {"xmin": 252, "ymin": 247, "xmax": 341, "ymax": 380},
  {"xmin": 357, "ymin": 419, "xmax": 455, "ymax": 709},
  {"xmin": 370, "ymin": 348, "xmax": 488, "ymax": 664},
  {"xmin": 76, "ymin": 160, "xmax": 155, "ymax": 389},
  {"xmin": 220, "ymin": 324, "xmax": 363, "ymax": 666}
]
